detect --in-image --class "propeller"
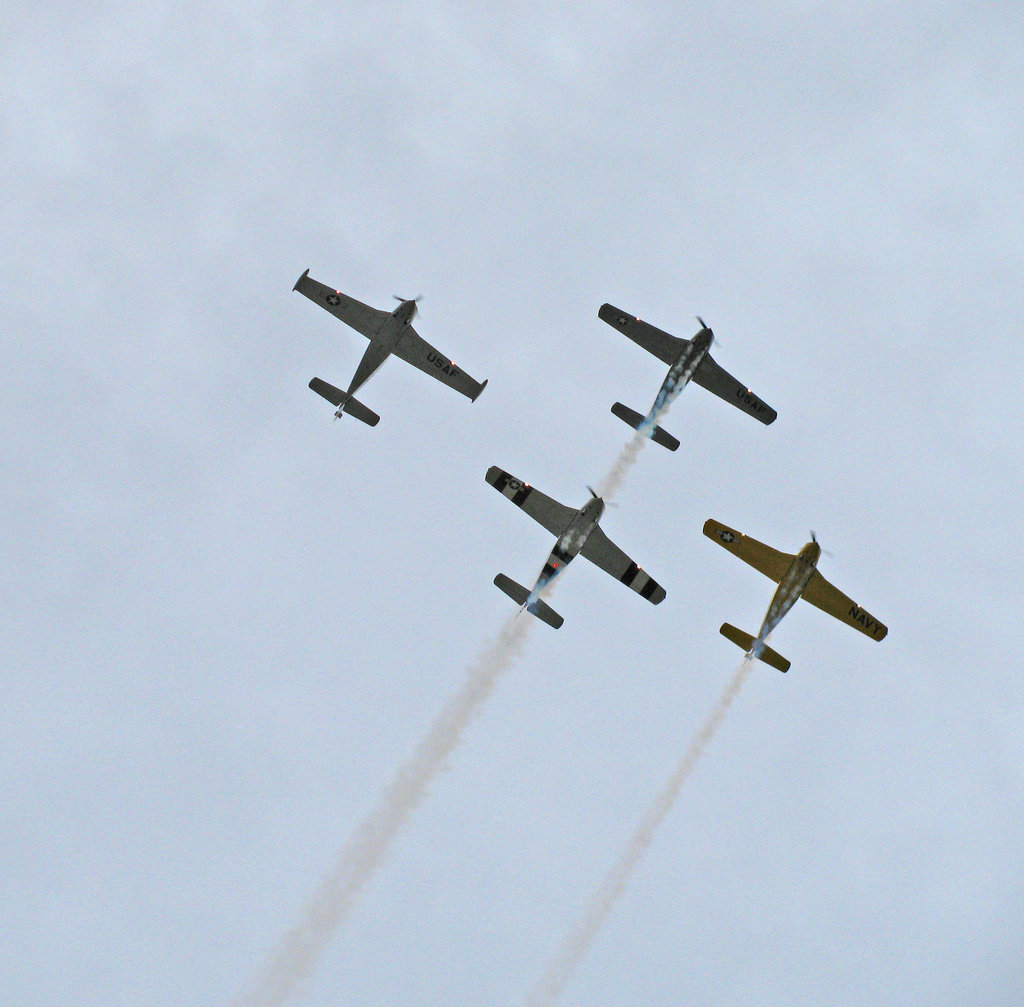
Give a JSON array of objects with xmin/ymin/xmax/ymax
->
[
  {"xmin": 810, "ymin": 530, "xmax": 833, "ymax": 557},
  {"xmin": 587, "ymin": 485, "xmax": 617, "ymax": 507},
  {"xmin": 393, "ymin": 294, "xmax": 423, "ymax": 304},
  {"xmin": 697, "ymin": 315, "xmax": 717, "ymax": 344}
]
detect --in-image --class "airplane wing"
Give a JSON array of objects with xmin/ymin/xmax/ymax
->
[
  {"xmin": 800, "ymin": 571, "xmax": 888, "ymax": 642},
  {"xmin": 485, "ymin": 467, "xmax": 575, "ymax": 537},
  {"xmin": 598, "ymin": 303, "xmax": 685, "ymax": 366},
  {"xmin": 692, "ymin": 354, "xmax": 777, "ymax": 424},
  {"xmin": 393, "ymin": 326, "xmax": 488, "ymax": 401},
  {"xmin": 580, "ymin": 526, "xmax": 666, "ymax": 603},
  {"xmin": 293, "ymin": 269, "xmax": 389, "ymax": 339},
  {"xmin": 702, "ymin": 519, "xmax": 792, "ymax": 583}
]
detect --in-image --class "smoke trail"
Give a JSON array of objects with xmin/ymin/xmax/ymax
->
[
  {"xmin": 525, "ymin": 658, "xmax": 754, "ymax": 1007},
  {"xmin": 234, "ymin": 614, "xmax": 534, "ymax": 1007},
  {"xmin": 595, "ymin": 431, "xmax": 646, "ymax": 501},
  {"xmin": 235, "ymin": 434, "xmax": 661, "ymax": 1005},
  {"xmin": 597, "ymin": 387, "xmax": 680, "ymax": 502}
]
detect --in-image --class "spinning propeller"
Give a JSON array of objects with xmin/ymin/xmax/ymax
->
[
  {"xmin": 697, "ymin": 315, "xmax": 717, "ymax": 344},
  {"xmin": 392, "ymin": 294, "xmax": 423, "ymax": 321},
  {"xmin": 587, "ymin": 485, "xmax": 617, "ymax": 507}
]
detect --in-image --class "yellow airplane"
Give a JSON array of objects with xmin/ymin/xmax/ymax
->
[{"xmin": 703, "ymin": 519, "xmax": 887, "ymax": 672}]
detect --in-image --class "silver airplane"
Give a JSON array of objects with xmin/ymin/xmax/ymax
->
[
  {"xmin": 486, "ymin": 466, "xmax": 666, "ymax": 628},
  {"xmin": 703, "ymin": 519, "xmax": 888, "ymax": 672},
  {"xmin": 598, "ymin": 304, "xmax": 777, "ymax": 450},
  {"xmin": 294, "ymin": 269, "xmax": 487, "ymax": 425}
]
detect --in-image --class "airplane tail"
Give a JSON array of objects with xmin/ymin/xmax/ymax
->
[
  {"xmin": 309, "ymin": 377, "xmax": 381, "ymax": 427},
  {"xmin": 719, "ymin": 623, "xmax": 790, "ymax": 673},
  {"xmin": 610, "ymin": 402, "xmax": 680, "ymax": 451},
  {"xmin": 493, "ymin": 574, "xmax": 564, "ymax": 629}
]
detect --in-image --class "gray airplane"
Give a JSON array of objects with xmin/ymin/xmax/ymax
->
[
  {"xmin": 598, "ymin": 303, "xmax": 777, "ymax": 450},
  {"xmin": 294, "ymin": 269, "xmax": 488, "ymax": 425},
  {"xmin": 486, "ymin": 466, "xmax": 666, "ymax": 629}
]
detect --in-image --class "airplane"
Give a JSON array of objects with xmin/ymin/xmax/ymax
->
[
  {"xmin": 486, "ymin": 465, "xmax": 666, "ymax": 628},
  {"xmin": 598, "ymin": 304, "xmax": 777, "ymax": 450},
  {"xmin": 703, "ymin": 518, "xmax": 888, "ymax": 672},
  {"xmin": 294, "ymin": 269, "xmax": 488, "ymax": 425}
]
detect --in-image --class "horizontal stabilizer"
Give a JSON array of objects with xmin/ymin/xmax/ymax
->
[
  {"xmin": 308, "ymin": 377, "xmax": 380, "ymax": 426},
  {"xmin": 493, "ymin": 574, "xmax": 564, "ymax": 629},
  {"xmin": 719, "ymin": 623, "xmax": 790, "ymax": 673},
  {"xmin": 339, "ymin": 395, "xmax": 380, "ymax": 426},
  {"xmin": 610, "ymin": 402, "xmax": 680, "ymax": 451}
]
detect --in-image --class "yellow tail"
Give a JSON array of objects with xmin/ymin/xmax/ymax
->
[{"xmin": 719, "ymin": 623, "xmax": 790, "ymax": 673}]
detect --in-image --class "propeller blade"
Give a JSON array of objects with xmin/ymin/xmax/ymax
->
[
  {"xmin": 810, "ymin": 530, "xmax": 833, "ymax": 557},
  {"xmin": 697, "ymin": 316, "xmax": 717, "ymax": 344}
]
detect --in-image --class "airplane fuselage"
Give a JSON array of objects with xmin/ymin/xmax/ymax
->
[
  {"xmin": 644, "ymin": 327, "xmax": 714, "ymax": 426},
  {"xmin": 373, "ymin": 300, "xmax": 418, "ymax": 353},
  {"xmin": 753, "ymin": 539, "xmax": 821, "ymax": 653},
  {"xmin": 527, "ymin": 496, "xmax": 605, "ymax": 602},
  {"xmin": 342, "ymin": 299, "xmax": 419, "ymax": 403}
]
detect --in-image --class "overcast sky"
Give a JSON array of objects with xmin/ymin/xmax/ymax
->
[{"xmin": 4, "ymin": 3, "xmax": 1023, "ymax": 1005}]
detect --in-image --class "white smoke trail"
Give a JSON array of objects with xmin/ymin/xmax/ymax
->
[
  {"xmin": 234, "ymin": 614, "xmax": 533, "ymax": 1007},
  {"xmin": 525, "ymin": 658, "xmax": 754, "ymax": 1007},
  {"xmin": 234, "ymin": 437, "xmax": 662, "ymax": 1006},
  {"xmin": 597, "ymin": 386, "xmax": 681, "ymax": 502},
  {"xmin": 595, "ymin": 431, "xmax": 647, "ymax": 502}
]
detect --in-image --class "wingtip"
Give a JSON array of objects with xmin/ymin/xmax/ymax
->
[
  {"xmin": 293, "ymin": 267, "xmax": 310, "ymax": 291},
  {"xmin": 473, "ymin": 378, "xmax": 488, "ymax": 401}
]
